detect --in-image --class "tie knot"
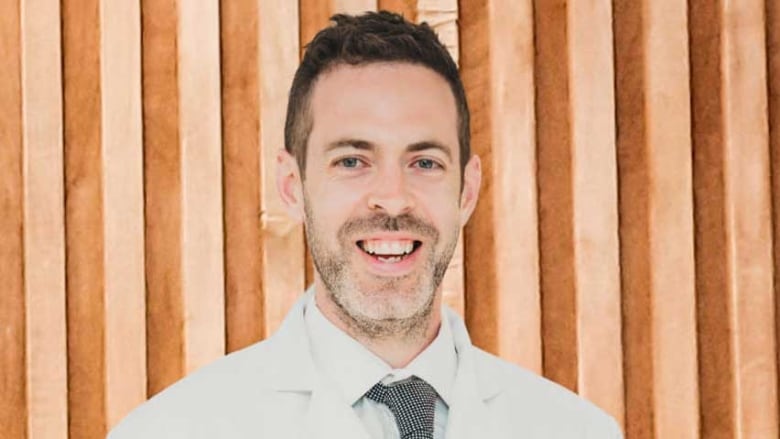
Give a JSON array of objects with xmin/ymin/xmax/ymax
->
[{"xmin": 365, "ymin": 376, "xmax": 437, "ymax": 439}]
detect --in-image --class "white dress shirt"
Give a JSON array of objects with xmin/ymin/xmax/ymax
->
[{"xmin": 304, "ymin": 294, "xmax": 458, "ymax": 439}]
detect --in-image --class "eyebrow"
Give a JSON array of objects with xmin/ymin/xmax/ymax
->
[{"xmin": 324, "ymin": 138, "xmax": 454, "ymax": 163}]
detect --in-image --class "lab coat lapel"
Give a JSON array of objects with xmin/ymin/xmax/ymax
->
[
  {"xmin": 264, "ymin": 290, "xmax": 368, "ymax": 439},
  {"xmin": 444, "ymin": 309, "xmax": 512, "ymax": 439},
  {"xmin": 298, "ymin": 378, "xmax": 370, "ymax": 439}
]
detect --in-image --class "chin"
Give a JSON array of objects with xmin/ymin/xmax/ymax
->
[{"xmin": 331, "ymin": 275, "xmax": 437, "ymax": 337}]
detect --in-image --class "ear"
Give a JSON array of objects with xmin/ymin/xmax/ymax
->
[
  {"xmin": 276, "ymin": 149, "xmax": 305, "ymax": 223},
  {"xmin": 459, "ymin": 154, "xmax": 482, "ymax": 226}
]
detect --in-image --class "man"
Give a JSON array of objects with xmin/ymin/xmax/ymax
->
[{"xmin": 110, "ymin": 11, "xmax": 622, "ymax": 438}]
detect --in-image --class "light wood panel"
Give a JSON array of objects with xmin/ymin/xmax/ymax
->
[
  {"xmin": 567, "ymin": 0, "xmax": 624, "ymax": 423},
  {"xmin": 334, "ymin": 0, "xmax": 378, "ymax": 14},
  {"xmin": 535, "ymin": 0, "xmax": 624, "ymax": 422},
  {"xmin": 720, "ymin": 1, "xmax": 777, "ymax": 436},
  {"xmin": 460, "ymin": 0, "xmax": 541, "ymax": 371},
  {"xmin": 690, "ymin": 0, "xmax": 778, "ymax": 437},
  {"xmin": 222, "ymin": 0, "xmax": 265, "ymax": 352},
  {"xmin": 100, "ymin": 0, "xmax": 146, "ymax": 428},
  {"xmin": 61, "ymin": 2, "xmax": 146, "ymax": 435},
  {"xmin": 259, "ymin": 0, "xmax": 306, "ymax": 335},
  {"xmin": 178, "ymin": 0, "xmax": 226, "ymax": 373},
  {"xmin": 614, "ymin": 0, "xmax": 699, "ymax": 437},
  {"xmin": 0, "ymin": 1, "xmax": 26, "ymax": 437},
  {"xmin": 22, "ymin": 1, "xmax": 69, "ymax": 437}
]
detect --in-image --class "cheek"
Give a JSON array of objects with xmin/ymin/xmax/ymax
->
[
  {"xmin": 306, "ymin": 183, "xmax": 365, "ymax": 230},
  {"xmin": 413, "ymin": 187, "xmax": 462, "ymax": 228}
]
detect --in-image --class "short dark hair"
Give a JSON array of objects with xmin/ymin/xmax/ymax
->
[{"xmin": 284, "ymin": 11, "xmax": 470, "ymax": 179}]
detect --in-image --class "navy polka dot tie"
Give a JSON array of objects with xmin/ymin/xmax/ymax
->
[{"xmin": 365, "ymin": 376, "xmax": 437, "ymax": 439}]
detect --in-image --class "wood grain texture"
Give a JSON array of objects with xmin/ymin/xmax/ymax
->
[
  {"xmin": 0, "ymin": 1, "xmax": 26, "ymax": 437},
  {"xmin": 22, "ymin": 0, "xmax": 69, "ymax": 437},
  {"xmin": 533, "ymin": 0, "xmax": 578, "ymax": 393},
  {"xmin": 334, "ymin": 0, "xmax": 378, "ymax": 14},
  {"xmin": 691, "ymin": 0, "xmax": 778, "ymax": 437},
  {"xmin": 378, "ymin": 0, "xmax": 417, "ymax": 21},
  {"xmin": 178, "ymin": 0, "xmax": 226, "ymax": 373},
  {"xmin": 10, "ymin": 4, "xmax": 780, "ymax": 438},
  {"xmin": 142, "ymin": 0, "xmax": 185, "ymax": 397},
  {"xmin": 460, "ymin": 0, "xmax": 541, "ymax": 371},
  {"xmin": 720, "ymin": 1, "xmax": 777, "ymax": 436},
  {"xmin": 259, "ymin": 0, "xmax": 306, "ymax": 335},
  {"xmin": 62, "ymin": 0, "xmax": 107, "ymax": 436},
  {"xmin": 222, "ymin": 0, "xmax": 265, "ymax": 352},
  {"xmin": 299, "ymin": 0, "xmax": 333, "ymax": 59},
  {"xmin": 100, "ymin": 0, "xmax": 146, "ymax": 429},
  {"xmin": 768, "ymin": 0, "xmax": 780, "ymax": 421},
  {"xmin": 615, "ymin": 0, "xmax": 699, "ymax": 436},
  {"xmin": 689, "ymin": 0, "xmax": 734, "ymax": 434},
  {"xmin": 567, "ymin": 0, "xmax": 624, "ymax": 422}
]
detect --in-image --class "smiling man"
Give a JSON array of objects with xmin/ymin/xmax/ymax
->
[{"xmin": 109, "ymin": 11, "xmax": 622, "ymax": 439}]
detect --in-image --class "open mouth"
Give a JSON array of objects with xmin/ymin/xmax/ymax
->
[{"xmin": 356, "ymin": 239, "xmax": 423, "ymax": 263}]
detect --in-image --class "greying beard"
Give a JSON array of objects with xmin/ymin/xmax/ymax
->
[{"xmin": 304, "ymin": 200, "xmax": 456, "ymax": 340}]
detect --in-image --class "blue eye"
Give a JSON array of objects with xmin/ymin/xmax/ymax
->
[
  {"xmin": 415, "ymin": 159, "xmax": 439, "ymax": 169},
  {"xmin": 339, "ymin": 157, "xmax": 361, "ymax": 168}
]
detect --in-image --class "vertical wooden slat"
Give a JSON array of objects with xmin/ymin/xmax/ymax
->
[
  {"xmin": 259, "ymin": 0, "xmax": 305, "ymax": 335},
  {"xmin": 0, "ymin": 1, "xmax": 26, "ymax": 437},
  {"xmin": 299, "ymin": 0, "xmax": 332, "ymax": 58},
  {"xmin": 566, "ymin": 0, "xmax": 624, "ymax": 422},
  {"xmin": 142, "ymin": 0, "xmax": 185, "ymax": 396},
  {"xmin": 721, "ymin": 1, "xmax": 778, "ymax": 436},
  {"xmin": 691, "ymin": 0, "xmax": 778, "ymax": 437},
  {"xmin": 222, "ymin": 0, "xmax": 265, "ymax": 352},
  {"xmin": 378, "ymin": 0, "xmax": 417, "ymax": 21},
  {"xmin": 534, "ymin": 0, "xmax": 578, "ymax": 393},
  {"xmin": 535, "ymin": 0, "xmax": 623, "ymax": 420},
  {"xmin": 614, "ymin": 0, "xmax": 699, "ymax": 437},
  {"xmin": 460, "ymin": 0, "xmax": 541, "ymax": 371},
  {"xmin": 178, "ymin": 0, "xmax": 226, "ymax": 372},
  {"xmin": 62, "ymin": 0, "xmax": 106, "ymax": 436},
  {"xmin": 22, "ymin": 0, "xmax": 69, "ymax": 437},
  {"xmin": 333, "ymin": 0, "xmax": 378, "ymax": 14},
  {"xmin": 768, "ymin": 0, "xmax": 780, "ymax": 424},
  {"xmin": 101, "ymin": 0, "xmax": 146, "ymax": 429}
]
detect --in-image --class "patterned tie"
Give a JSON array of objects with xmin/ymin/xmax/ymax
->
[{"xmin": 365, "ymin": 376, "xmax": 437, "ymax": 439}]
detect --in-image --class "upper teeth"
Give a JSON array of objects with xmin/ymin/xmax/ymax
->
[{"xmin": 361, "ymin": 240, "xmax": 414, "ymax": 256}]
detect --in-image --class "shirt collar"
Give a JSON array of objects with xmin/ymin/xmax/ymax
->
[{"xmin": 304, "ymin": 292, "xmax": 458, "ymax": 407}]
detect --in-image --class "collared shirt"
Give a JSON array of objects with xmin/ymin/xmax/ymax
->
[{"xmin": 304, "ymin": 293, "xmax": 458, "ymax": 439}]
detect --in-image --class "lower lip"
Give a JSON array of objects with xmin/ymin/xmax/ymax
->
[{"xmin": 355, "ymin": 244, "xmax": 422, "ymax": 276}]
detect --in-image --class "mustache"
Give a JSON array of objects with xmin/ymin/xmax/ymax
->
[{"xmin": 338, "ymin": 213, "xmax": 438, "ymax": 240}]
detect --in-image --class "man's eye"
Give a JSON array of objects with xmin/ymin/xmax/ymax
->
[
  {"xmin": 337, "ymin": 157, "xmax": 362, "ymax": 168},
  {"xmin": 414, "ymin": 159, "xmax": 440, "ymax": 170}
]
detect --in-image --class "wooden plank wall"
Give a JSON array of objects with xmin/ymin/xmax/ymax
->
[{"xmin": 1, "ymin": 1, "xmax": 778, "ymax": 438}]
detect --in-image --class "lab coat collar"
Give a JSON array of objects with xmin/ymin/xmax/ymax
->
[{"xmin": 257, "ymin": 289, "xmax": 508, "ymax": 438}]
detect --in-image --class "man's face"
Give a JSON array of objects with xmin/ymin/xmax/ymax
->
[{"xmin": 279, "ymin": 62, "xmax": 480, "ymax": 338}]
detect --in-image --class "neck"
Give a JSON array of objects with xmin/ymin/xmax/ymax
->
[{"xmin": 314, "ymin": 281, "xmax": 443, "ymax": 369}]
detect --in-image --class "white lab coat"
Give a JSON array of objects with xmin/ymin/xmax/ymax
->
[{"xmin": 108, "ymin": 292, "xmax": 622, "ymax": 438}]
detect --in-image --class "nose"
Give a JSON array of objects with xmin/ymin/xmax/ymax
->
[{"xmin": 367, "ymin": 165, "xmax": 415, "ymax": 216}]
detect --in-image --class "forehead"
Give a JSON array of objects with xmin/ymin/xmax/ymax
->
[{"xmin": 306, "ymin": 62, "xmax": 459, "ymax": 156}]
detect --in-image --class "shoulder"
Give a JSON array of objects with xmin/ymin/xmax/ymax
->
[
  {"xmin": 108, "ymin": 339, "xmax": 303, "ymax": 439},
  {"xmin": 473, "ymin": 347, "xmax": 623, "ymax": 438}
]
